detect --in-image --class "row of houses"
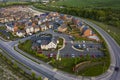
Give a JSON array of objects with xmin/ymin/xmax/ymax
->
[
  {"xmin": 6, "ymin": 21, "xmax": 51, "ymax": 37},
  {"xmin": 5, "ymin": 12, "xmax": 68, "ymax": 37},
  {"xmin": 71, "ymin": 17, "xmax": 99, "ymax": 41},
  {"xmin": 5, "ymin": 10, "xmax": 99, "ymax": 41}
]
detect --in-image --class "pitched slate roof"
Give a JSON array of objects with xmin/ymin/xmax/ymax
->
[
  {"xmin": 41, "ymin": 40, "xmax": 50, "ymax": 45},
  {"xmin": 52, "ymin": 36, "xmax": 59, "ymax": 44},
  {"xmin": 6, "ymin": 22, "xmax": 14, "ymax": 28},
  {"xmin": 32, "ymin": 34, "xmax": 59, "ymax": 46}
]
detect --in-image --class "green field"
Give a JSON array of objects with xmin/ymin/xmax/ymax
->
[{"xmin": 52, "ymin": 0, "xmax": 120, "ymax": 9}]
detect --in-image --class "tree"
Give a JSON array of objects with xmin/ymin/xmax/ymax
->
[
  {"xmin": 13, "ymin": 63, "xmax": 18, "ymax": 69},
  {"xmin": 96, "ymin": 10, "xmax": 106, "ymax": 21},
  {"xmin": 74, "ymin": 58, "xmax": 78, "ymax": 65},
  {"xmin": 31, "ymin": 72, "xmax": 36, "ymax": 79},
  {"xmin": 37, "ymin": 76, "xmax": 42, "ymax": 80}
]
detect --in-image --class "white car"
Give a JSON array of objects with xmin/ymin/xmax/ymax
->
[
  {"xmin": 83, "ymin": 40, "xmax": 86, "ymax": 43},
  {"xmin": 29, "ymin": 33, "xmax": 32, "ymax": 35},
  {"xmin": 50, "ymin": 53, "xmax": 53, "ymax": 57},
  {"xmin": 83, "ymin": 44, "xmax": 86, "ymax": 48},
  {"xmin": 71, "ymin": 54, "xmax": 75, "ymax": 58}
]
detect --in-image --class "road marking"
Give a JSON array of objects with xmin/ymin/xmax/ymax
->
[
  {"xmin": 56, "ymin": 50, "xmax": 60, "ymax": 60},
  {"xmin": 83, "ymin": 78, "xmax": 90, "ymax": 80},
  {"xmin": 44, "ymin": 77, "xmax": 48, "ymax": 80},
  {"xmin": 110, "ymin": 64, "xmax": 115, "ymax": 67},
  {"xmin": 71, "ymin": 41, "xmax": 73, "ymax": 44},
  {"xmin": 0, "ymin": 49, "xmax": 3, "ymax": 52},
  {"xmin": 91, "ymin": 77, "xmax": 96, "ymax": 80},
  {"xmin": 78, "ymin": 76, "xmax": 82, "ymax": 79},
  {"xmin": 53, "ymin": 68, "xmax": 57, "ymax": 72},
  {"xmin": 108, "ymin": 69, "xmax": 113, "ymax": 73},
  {"xmin": 47, "ymin": 61, "xmax": 52, "ymax": 64}
]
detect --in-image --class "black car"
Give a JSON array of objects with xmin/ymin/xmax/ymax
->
[{"xmin": 115, "ymin": 67, "xmax": 119, "ymax": 71}]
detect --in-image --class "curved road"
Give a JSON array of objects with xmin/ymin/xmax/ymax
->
[{"xmin": 0, "ymin": 16, "xmax": 120, "ymax": 80}]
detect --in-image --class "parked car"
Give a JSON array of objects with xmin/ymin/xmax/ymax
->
[
  {"xmin": 66, "ymin": 54, "xmax": 69, "ymax": 57},
  {"xmin": 80, "ymin": 54, "xmax": 83, "ymax": 57},
  {"xmin": 69, "ymin": 36, "xmax": 75, "ymax": 41},
  {"xmin": 50, "ymin": 53, "xmax": 53, "ymax": 57},
  {"xmin": 65, "ymin": 42, "xmax": 67, "ymax": 45},
  {"xmin": 91, "ymin": 54, "xmax": 96, "ymax": 58},
  {"xmin": 47, "ymin": 53, "xmax": 50, "ymax": 58},
  {"xmin": 115, "ymin": 67, "xmax": 119, "ymax": 72},
  {"xmin": 53, "ymin": 54, "xmax": 56, "ymax": 57},
  {"xmin": 71, "ymin": 54, "xmax": 75, "ymax": 58}
]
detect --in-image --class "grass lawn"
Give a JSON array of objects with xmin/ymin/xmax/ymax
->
[
  {"xmin": 50, "ymin": 56, "xmax": 110, "ymax": 76},
  {"xmin": 56, "ymin": 38, "xmax": 64, "ymax": 50},
  {"xmin": 52, "ymin": 0, "xmax": 120, "ymax": 9},
  {"xmin": 78, "ymin": 63, "xmax": 107, "ymax": 76},
  {"xmin": 87, "ymin": 19, "xmax": 120, "ymax": 46}
]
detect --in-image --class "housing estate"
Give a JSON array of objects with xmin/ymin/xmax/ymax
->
[{"xmin": 5, "ymin": 10, "xmax": 100, "ymax": 41}]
